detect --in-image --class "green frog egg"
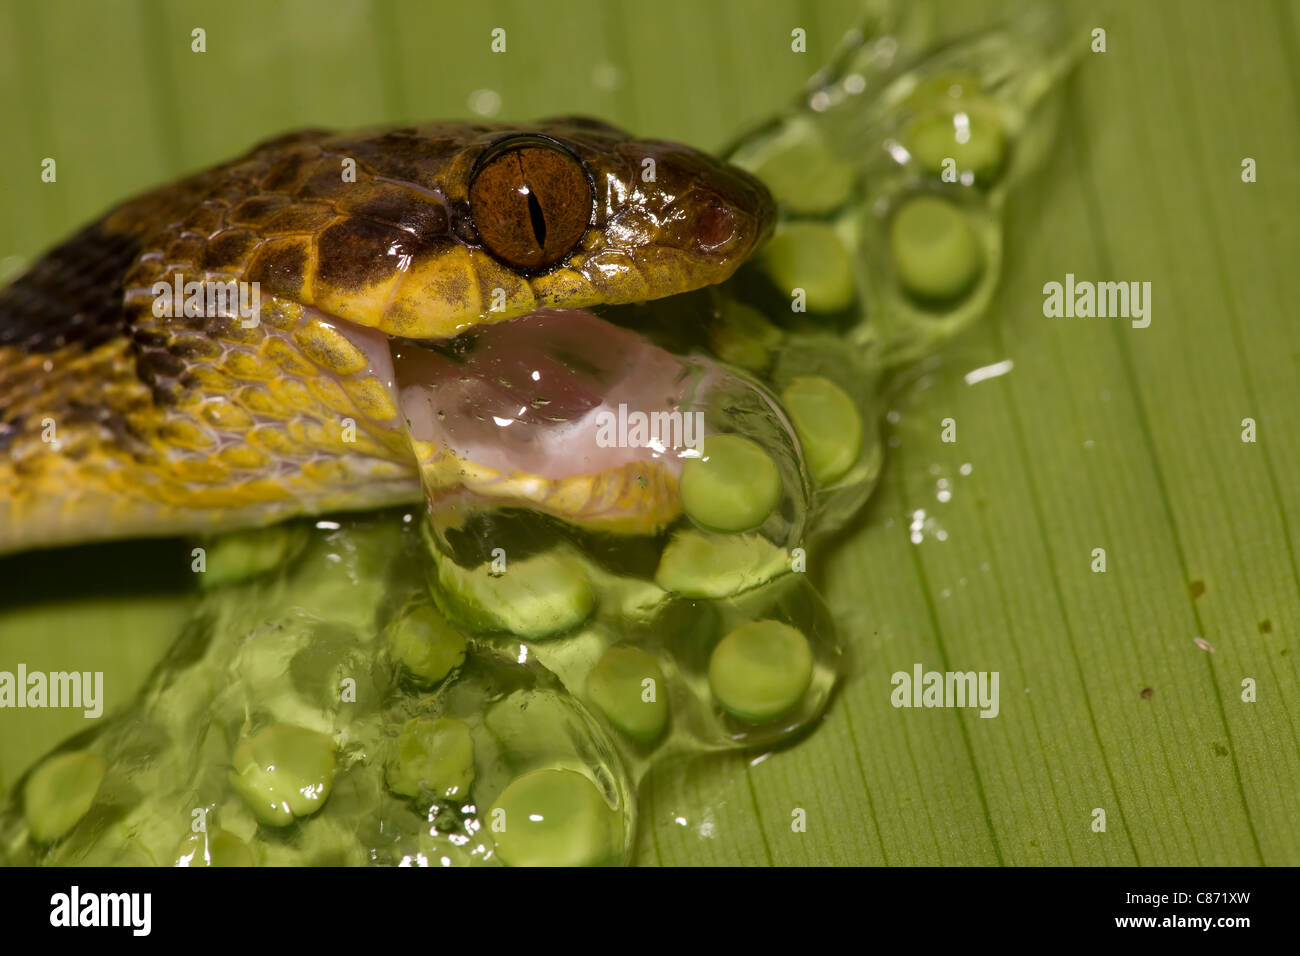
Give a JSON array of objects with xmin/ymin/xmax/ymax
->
[
  {"xmin": 23, "ymin": 750, "xmax": 106, "ymax": 843},
  {"xmin": 489, "ymin": 769, "xmax": 619, "ymax": 867},
  {"xmin": 680, "ymin": 434, "xmax": 782, "ymax": 533},
  {"xmin": 903, "ymin": 104, "xmax": 1006, "ymax": 183},
  {"xmin": 386, "ymin": 603, "xmax": 468, "ymax": 685},
  {"xmin": 654, "ymin": 529, "xmax": 789, "ymax": 598},
  {"xmin": 708, "ymin": 299, "xmax": 785, "ymax": 373},
  {"xmin": 434, "ymin": 549, "xmax": 595, "ymax": 639},
  {"xmin": 586, "ymin": 647, "xmax": 669, "ymax": 744},
  {"xmin": 900, "ymin": 71, "xmax": 1006, "ymax": 183},
  {"xmin": 889, "ymin": 195, "xmax": 983, "ymax": 302},
  {"xmin": 780, "ymin": 376, "xmax": 863, "ymax": 485},
  {"xmin": 386, "ymin": 717, "xmax": 476, "ymax": 802},
  {"xmin": 758, "ymin": 223, "xmax": 856, "ymax": 313},
  {"xmin": 747, "ymin": 122, "xmax": 857, "ymax": 215},
  {"xmin": 708, "ymin": 620, "xmax": 813, "ymax": 723},
  {"xmin": 229, "ymin": 723, "xmax": 336, "ymax": 827}
]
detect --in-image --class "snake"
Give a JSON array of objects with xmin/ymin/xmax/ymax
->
[{"xmin": 0, "ymin": 119, "xmax": 774, "ymax": 556}]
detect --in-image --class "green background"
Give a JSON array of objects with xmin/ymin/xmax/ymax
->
[{"xmin": 1, "ymin": 0, "xmax": 1298, "ymax": 865}]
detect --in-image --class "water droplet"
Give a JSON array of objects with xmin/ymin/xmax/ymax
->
[
  {"xmin": 964, "ymin": 359, "xmax": 1014, "ymax": 385},
  {"xmin": 953, "ymin": 112, "xmax": 971, "ymax": 144},
  {"xmin": 467, "ymin": 88, "xmax": 502, "ymax": 117},
  {"xmin": 591, "ymin": 63, "xmax": 623, "ymax": 90}
]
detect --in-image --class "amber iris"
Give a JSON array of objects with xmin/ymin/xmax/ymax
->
[{"xmin": 468, "ymin": 139, "xmax": 593, "ymax": 271}]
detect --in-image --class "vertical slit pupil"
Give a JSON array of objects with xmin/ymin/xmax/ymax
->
[{"xmin": 525, "ymin": 187, "xmax": 547, "ymax": 249}]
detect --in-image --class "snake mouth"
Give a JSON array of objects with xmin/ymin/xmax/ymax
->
[
  {"xmin": 391, "ymin": 308, "xmax": 706, "ymax": 478},
  {"xmin": 383, "ymin": 307, "xmax": 715, "ymax": 533},
  {"xmin": 324, "ymin": 300, "xmax": 803, "ymax": 537}
]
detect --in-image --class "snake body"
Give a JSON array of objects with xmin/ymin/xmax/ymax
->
[{"xmin": 0, "ymin": 119, "xmax": 773, "ymax": 555}]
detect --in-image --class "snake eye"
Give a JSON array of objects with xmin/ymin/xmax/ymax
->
[{"xmin": 468, "ymin": 137, "xmax": 593, "ymax": 271}]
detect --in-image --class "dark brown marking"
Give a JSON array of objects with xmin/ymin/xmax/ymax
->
[
  {"xmin": 338, "ymin": 129, "xmax": 438, "ymax": 185},
  {"xmin": 131, "ymin": 328, "xmax": 170, "ymax": 349},
  {"xmin": 167, "ymin": 333, "xmax": 223, "ymax": 360},
  {"xmin": 245, "ymin": 239, "xmax": 309, "ymax": 298},
  {"xmin": 295, "ymin": 162, "xmax": 352, "ymax": 202},
  {"xmin": 181, "ymin": 203, "xmax": 225, "ymax": 235},
  {"xmin": 315, "ymin": 219, "xmax": 408, "ymax": 292},
  {"xmin": 201, "ymin": 230, "xmax": 260, "ymax": 271},
  {"xmin": 260, "ymin": 149, "xmax": 312, "ymax": 193},
  {"xmin": 354, "ymin": 191, "xmax": 449, "ymax": 238},
  {"xmin": 134, "ymin": 345, "xmax": 185, "ymax": 389},
  {"xmin": 230, "ymin": 195, "xmax": 288, "ymax": 224},
  {"xmin": 164, "ymin": 234, "xmax": 206, "ymax": 266},
  {"xmin": 0, "ymin": 221, "xmax": 139, "ymax": 354},
  {"xmin": 262, "ymin": 202, "xmax": 336, "ymax": 235}
]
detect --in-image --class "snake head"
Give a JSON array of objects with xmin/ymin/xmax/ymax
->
[
  {"xmin": 0, "ymin": 118, "xmax": 781, "ymax": 553},
  {"xmin": 215, "ymin": 118, "xmax": 775, "ymax": 339},
  {"xmin": 504, "ymin": 116, "xmax": 777, "ymax": 322}
]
